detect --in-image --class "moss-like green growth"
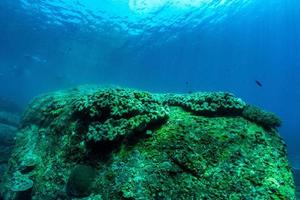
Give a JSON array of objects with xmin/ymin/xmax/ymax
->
[
  {"xmin": 10, "ymin": 172, "xmax": 33, "ymax": 192},
  {"xmin": 8, "ymin": 172, "xmax": 33, "ymax": 200},
  {"xmin": 72, "ymin": 88, "xmax": 169, "ymax": 143},
  {"xmin": 163, "ymin": 92, "xmax": 246, "ymax": 116},
  {"xmin": 242, "ymin": 104, "xmax": 282, "ymax": 128},
  {"xmin": 0, "ymin": 86, "xmax": 294, "ymax": 200}
]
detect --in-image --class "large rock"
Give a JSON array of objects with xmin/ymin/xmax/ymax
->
[
  {"xmin": 0, "ymin": 97, "xmax": 22, "ymax": 115},
  {"xmin": 0, "ymin": 86, "xmax": 296, "ymax": 199},
  {"xmin": 0, "ymin": 112, "xmax": 20, "ymax": 127},
  {"xmin": 0, "ymin": 97, "xmax": 21, "ymax": 200},
  {"xmin": 0, "ymin": 123, "xmax": 17, "ymax": 177}
]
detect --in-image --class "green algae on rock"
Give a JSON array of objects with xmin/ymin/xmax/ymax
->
[
  {"xmin": 163, "ymin": 92, "xmax": 246, "ymax": 116},
  {"xmin": 242, "ymin": 104, "xmax": 282, "ymax": 128},
  {"xmin": 9, "ymin": 171, "xmax": 33, "ymax": 200},
  {"xmin": 72, "ymin": 88, "xmax": 169, "ymax": 143},
  {"xmin": 0, "ymin": 86, "xmax": 296, "ymax": 200}
]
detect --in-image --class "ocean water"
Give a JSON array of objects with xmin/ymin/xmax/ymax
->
[{"xmin": 0, "ymin": 0, "xmax": 300, "ymax": 182}]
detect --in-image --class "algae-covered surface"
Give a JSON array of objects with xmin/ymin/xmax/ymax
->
[{"xmin": 0, "ymin": 86, "xmax": 296, "ymax": 199}]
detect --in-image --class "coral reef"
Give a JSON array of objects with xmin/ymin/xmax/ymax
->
[
  {"xmin": 72, "ymin": 87, "xmax": 169, "ymax": 143},
  {"xmin": 163, "ymin": 92, "xmax": 246, "ymax": 116},
  {"xmin": 294, "ymin": 168, "xmax": 300, "ymax": 199},
  {"xmin": 242, "ymin": 105, "xmax": 282, "ymax": 128},
  {"xmin": 10, "ymin": 171, "xmax": 33, "ymax": 200},
  {"xmin": 0, "ymin": 112, "xmax": 20, "ymax": 127},
  {"xmin": 0, "ymin": 124, "xmax": 17, "ymax": 163},
  {"xmin": 0, "ymin": 99, "xmax": 21, "ymax": 194},
  {"xmin": 0, "ymin": 86, "xmax": 295, "ymax": 200}
]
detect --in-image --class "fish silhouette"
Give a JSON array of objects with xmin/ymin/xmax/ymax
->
[
  {"xmin": 185, "ymin": 81, "xmax": 193, "ymax": 94},
  {"xmin": 255, "ymin": 80, "xmax": 263, "ymax": 87}
]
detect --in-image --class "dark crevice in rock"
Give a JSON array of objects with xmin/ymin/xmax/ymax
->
[
  {"xmin": 85, "ymin": 139, "xmax": 123, "ymax": 162},
  {"xmin": 66, "ymin": 164, "xmax": 97, "ymax": 198},
  {"xmin": 72, "ymin": 106, "xmax": 112, "ymax": 125},
  {"xmin": 170, "ymin": 157, "xmax": 201, "ymax": 179},
  {"xmin": 84, "ymin": 124, "xmax": 162, "ymax": 163}
]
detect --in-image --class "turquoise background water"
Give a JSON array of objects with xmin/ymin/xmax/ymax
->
[{"xmin": 0, "ymin": 0, "xmax": 299, "ymax": 168}]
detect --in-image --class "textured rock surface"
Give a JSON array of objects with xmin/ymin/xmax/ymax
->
[
  {"xmin": 0, "ymin": 112, "xmax": 20, "ymax": 127},
  {"xmin": 0, "ymin": 98, "xmax": 21, "ymax": 192},
  {"xmin": 0, "ymin": 123, "xmax": 17, "ymax": 179},
  {"xmin": 0, "ymin": 124, "xmax": 17, "ymax": 160},
  {"xmin": 294, "ymin": 168, "xmax": 300, "ymax": 199},
  {"xmin": 0, "ymin": 86, "xmax": 296, "ymax": 200},
  {"xmin": 0, "ymin": 97, "xmax": 22, "ymax": 115}
]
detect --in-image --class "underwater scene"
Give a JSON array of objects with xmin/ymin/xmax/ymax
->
[{"xmin": 0, "ymin": 0, "xmax": 300, "ymax": 199}]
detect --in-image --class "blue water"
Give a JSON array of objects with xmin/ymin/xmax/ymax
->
[{"xmin": 0, "ymin": 0, "xmax": 300, "ymax": 166}]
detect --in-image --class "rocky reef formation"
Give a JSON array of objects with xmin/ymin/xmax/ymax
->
[
  {"xmin": 0, "ymin": 98, "xmax": 21, "ymax": 191},
  {"xmin": 0, "ymin": 86, "xmax": 295, "ymax": 199},
  {"xmin": 294, "ymin": 168, "xmax": 300, "ymax": 199},
  {"xmin": 0, "ymin": 97, "xmax": 22, "ymax": 115}
]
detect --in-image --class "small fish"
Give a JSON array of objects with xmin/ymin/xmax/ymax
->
[{"xmin": 255, "ymin": 80, "xmax": 263, "ymax": 87}]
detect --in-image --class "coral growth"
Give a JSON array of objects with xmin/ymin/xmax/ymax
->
[
  {"xmin": 72, "ymin": 88, "xmax": 169, "ymax": 143},
  {"xmin": 163, "ymin": 92, "xmax": 246, "ymax": 116},
  {"xmin": 242, "ymin": 105, "xmax": 282, "ymax": 128},
  {"xmin": 9, "ymin": 172, "xmax": 33, "ymax": 200},
  {"xmin": 0, "ymin": 99, "xmax": 21, "ymax": 196},
  {"xmin": 0, "ymin": 86, "xmax": 294, "ymax": 200}
]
